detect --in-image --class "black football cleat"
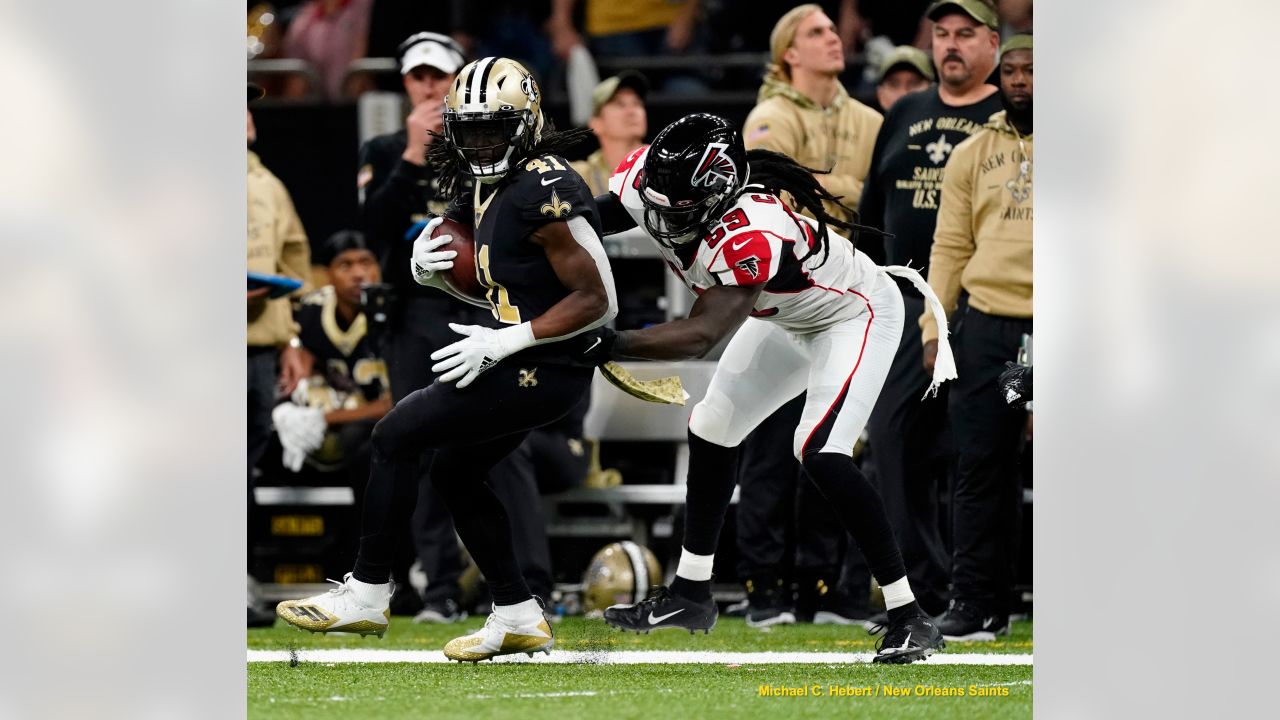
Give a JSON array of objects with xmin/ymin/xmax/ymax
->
[
  {"xmin": 871, "ymin": 613, "xmax": 945, "ymax": 664},
  {"xmin": 603, "ymin": 586, "xmax": 717, "ymax": 634},
  {"xmin": 935, "ymin": 600, "xmax": 1009, "ymax": 642}
]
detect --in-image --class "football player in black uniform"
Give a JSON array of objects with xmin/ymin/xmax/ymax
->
[
  {"xmin": 278, "ymin": 57, "xmax": 617, "ymax": 663},
  {"xmin": 289, "ymin": 231, "xmax": 392, "ymax": 484}
]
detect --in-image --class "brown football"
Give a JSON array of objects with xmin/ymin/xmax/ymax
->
[{"xmin": 432, "ymin": 217, "xmax": 483, "ymax": 299}]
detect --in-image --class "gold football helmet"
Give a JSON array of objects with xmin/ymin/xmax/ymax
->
[
  {"xmin": 581, "ymin": 541, "xmax": 662, "ymax": 615},
  {"xmin": 444, "ymin": 57, "xmax": 546, "ymax": 180}
]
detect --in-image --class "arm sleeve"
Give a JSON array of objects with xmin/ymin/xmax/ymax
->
[
  {"xmin": 920, "ymin": 142, "xmax": 977, "ymax": 344},
  {"xmin": 743, "ymin": 103, "xmax": 800, "ymax": 156},
  {"xmin": 594, "ymin": 192, "xmax": 638, "ymax": 234}
]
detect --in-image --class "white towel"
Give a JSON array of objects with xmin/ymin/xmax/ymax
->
[{"xmin": 881, "ymin": 265, "xmax": 958, "ymax": 398}]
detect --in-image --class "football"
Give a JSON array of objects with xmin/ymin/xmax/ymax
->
[{"xmin": 432, "ymin": 216, "xmax": 483, "ymax": 299}]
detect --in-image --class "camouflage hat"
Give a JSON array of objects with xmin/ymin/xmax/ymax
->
[
  {"xmin": 999, "ymin": 33, "xmax": 1033, "ymax": 58},
  {"xmin": 591, "ymin": 70, "xmax": 649, "ymax": 115},
  {"xmin": 925, "ymin": 0, "xmax": 999, "ymax": 30},
  {"xmin": 877, "ymin": 46, "xmax": 935, "ymax": 84}
]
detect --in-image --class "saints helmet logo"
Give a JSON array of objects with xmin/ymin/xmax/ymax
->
[
  {"xmin": 735, "ymin": 256, "xmax": 761, "ymax": 279},
  {"xmin": 518, "ymin": 368, "xmax": 538, "ymax": 388},
  {"xmin": 926, "ymin": 133, "xmax": 954, "ymax": 164},
  {"xmin": 691, "ymin": 142, "xmax": 737, "ymax": 188},
  {"xmin": 1006, "ymin": 159, "xmax": 1032, "ymax": 204},
  {"xmin": 541, "ymin": 189, "xmax": 571, "ymax": 218},
  {"xmin": 520, "ymin": 75, "xmax": 539, "ymax": 104}
]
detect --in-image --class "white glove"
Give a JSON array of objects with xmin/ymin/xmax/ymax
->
[
  {"xmin": 430, "ymin": 322, "xmax": 536, "ymax": 389},
  {"xmin": 272, "ymin": 403, "xmax": 327, "ymax": 472},
  {"xmin": 410, "ymin": 216, "xmax": 456, "ymax": 286}
]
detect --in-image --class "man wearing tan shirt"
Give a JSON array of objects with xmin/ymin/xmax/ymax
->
[
  {"xmin": 732, "ymin": 4, "xmax": 885, "ymax": 629},
  {"xmin": 921, "ymin": 34, "xmax": 1032, "ymax": 642},
  {"xmin": 247, "ymin": 82, "xmax": 312, "ymax": 627},
  {"xmin": 570, "ymin": 71, "xmax": 649, "ymax": 196},
  {"xmin": 743, "ymin": 3, "xmax": 883, "ymax": 225}
]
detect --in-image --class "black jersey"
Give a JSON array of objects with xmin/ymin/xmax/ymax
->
[
  {"xmin": 857, "ymin": 87, "xmax": 1003, "ymax": 287},
  {"xmin": 464, "ymin": 153, "xmax": 603, "ymax": 326},
  {"xmin": 295, "ymin": 287, "xmax": 389, "ymax": 406}
]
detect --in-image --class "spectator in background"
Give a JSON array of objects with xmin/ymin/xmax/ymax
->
[
  {"xmin": 744, "ymin": 4, "xmax": 883, "ymax": 226},
  {"xmin": 730, "ymin": 3, "xmax": 885, "ymax": 629},
  {"xmin": 857, "ymin": 0, "xmax": 1002, "ymax": 622},
  {"xmin": 996, "ymin": 0, "xmax": 1032, "ymax": 33},
  {"xmin": 547, "ymin": 0, "xmax": 706, "ymax": 93},
  {"xmin": 845, "ymin": 0, "xmax": 934, "ymax": 49},
  {"xmin": 449, "ymin": 1, "xmax": 557, "ymax": 87},
  {"xmin": 875, "ymin": 45, "xmax": 934, "ymax": 112},
  {"xmin": 280, "ymin": 0, "xmax": 374, "ymax": 100},
  {"xmin": 247, "ymin": 82, "xmax": 311, "ymax": 626},
  {"xmin": 923, "ymin": 34, "xmax": 1032, "ymax": 642},
  {"xmin": 280, "ymin": 231, "xmax": 391, "ymax": 487},
  {"xmin": 570, "ymin": 71, "xmax": 649, "ymax": 196}
]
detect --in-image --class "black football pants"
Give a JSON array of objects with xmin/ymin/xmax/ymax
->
[
  {"xmin": 385, "ymin": 300, "xmax": 554, "ymax": 605},
  {"xmin": 355, "ymin": 354, "xmax": 591, "ymax": 606},
  {"xmin": 947, "ymin": 305, "xmax": 1031, "ymax": 615}
]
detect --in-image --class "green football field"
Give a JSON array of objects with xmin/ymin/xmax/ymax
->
[{"xmin": 248, "ymin": 617, "xmax": 1032, "ymax": 718}]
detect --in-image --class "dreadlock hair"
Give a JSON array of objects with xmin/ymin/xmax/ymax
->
[
  {"xmin": 425, "ymin": 116, "xmax": 596, "ymax": 199},
  {"xmin": 742, "ymin": 148, "xmax": 892, "ymax": 268}
]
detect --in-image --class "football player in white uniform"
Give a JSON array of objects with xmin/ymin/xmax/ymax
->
[{"xmin": 581, "ymin": 114, "xmax": 955, "ymax": 663}]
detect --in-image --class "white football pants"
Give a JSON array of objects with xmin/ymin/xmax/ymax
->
[{"xmin": 688, "ymin": 274, "xmax": 904, "ymax": 459}]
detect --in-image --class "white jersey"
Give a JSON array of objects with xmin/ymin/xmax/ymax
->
[{"xmin": 609, "ymin": 145, "xmax": 885, "ymax": 334}]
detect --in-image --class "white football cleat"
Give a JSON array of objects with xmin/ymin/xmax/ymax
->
[
  {"xmin": 276, "ymin": 573, "xmax": 392, "ymax": 637},
  {"xmin": 443, "ymin": 611, "xmax": 554, "ymax": 662}
]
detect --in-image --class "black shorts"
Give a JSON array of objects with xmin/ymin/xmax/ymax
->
[{"xmin": 375, "ymin": 358, "xmax": 594, "ymax": 453}]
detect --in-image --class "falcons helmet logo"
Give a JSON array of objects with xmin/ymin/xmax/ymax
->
[
  {"xmin": 691, "ymin": 142, "xmax": 738, "ymax": 189},
  {"xmin": 735, "ymin": 255, "xmax": 761, "ymax": 279}
]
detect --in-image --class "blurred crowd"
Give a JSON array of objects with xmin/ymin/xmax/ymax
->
[
  {"xmin": 248, "ymin": 0, "xmax": 1032, "ymax": 102},
  {"xmin": 248, "ymin": 0, "xmax": 1033, "ymax": 640}
]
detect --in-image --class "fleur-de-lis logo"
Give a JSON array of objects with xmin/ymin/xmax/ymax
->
[
  {"xmin": 518, "ymin": 368, "xmax": 538, "ymax": 388},
  {"xmin": 540, "ymin": 189, "xmax": 571, "ymax": 218},
  {"xmin": 926, "ymin": 133, "xmax": 954, "ymax": 164},
  {"xmin": 1006, "ymin": 159, "xmax": 1032, "ymax": 204}
]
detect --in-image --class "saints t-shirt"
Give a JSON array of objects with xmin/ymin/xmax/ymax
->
[{"xmin": 857, "ymin": 86, "xmax": 1003, "ymax": 290}]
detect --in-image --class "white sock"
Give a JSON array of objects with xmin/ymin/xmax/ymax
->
[
  {"xmin": 494, "ymin": 597, "xmax": 542, "ymax": 625},
  {"xmin": 880, "ymin": 576, "xmax": 916, "ymax": 611},
  {"xmin": 347, "ymin": 577, "xmax": 391, "ymax": 609},
  {"xmin": 675, "ymin": 548, "xmax": 715, "ymax": 582}
]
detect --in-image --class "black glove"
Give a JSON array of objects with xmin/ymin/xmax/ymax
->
[
  {"xmin": 574, "ymin": 326, "xmax": 618, "ymax": 367},
  {"xmin": 998, "ymin": 362, "xmax": 1032, "ymax": 407}
]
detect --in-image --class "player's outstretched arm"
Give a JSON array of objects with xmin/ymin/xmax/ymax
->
[{"xmin": 612, "ymin": 284, "xmax": 761, "ymax": 361}]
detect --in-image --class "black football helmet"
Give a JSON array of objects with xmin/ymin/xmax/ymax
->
[{"xmin": 640, "ymin": 113, "xmax": 749, "ymax": 245}]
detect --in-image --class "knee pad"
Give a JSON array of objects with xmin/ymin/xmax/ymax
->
[{"xmin": 689, "ymin": 397, "xmax": 744, "ymax": 448}]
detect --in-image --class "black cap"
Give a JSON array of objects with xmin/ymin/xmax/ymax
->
[{"xmin": 248, "ymin": 82, "xmax": 265, "ymax": 103}]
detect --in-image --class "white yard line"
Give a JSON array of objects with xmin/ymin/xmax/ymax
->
[{"xmin": 248, "ymin": 649, "xmax": 1032, "ymax": 665}]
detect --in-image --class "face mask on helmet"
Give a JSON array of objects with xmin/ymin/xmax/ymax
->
[
  {"xmin": 639, "ymin": 182, "xmax": 724, "ymax": 245},
  {"xmin": 445, "ymin": 109, "xmax": 530, "ymax": 180}
]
